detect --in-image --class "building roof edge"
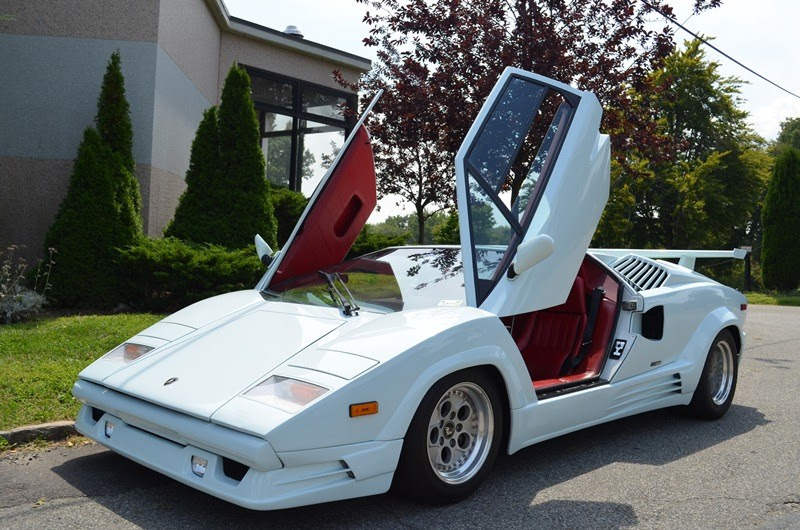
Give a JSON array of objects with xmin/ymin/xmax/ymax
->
[{"xmin": 206, "ymin": 0, "xmax": 371, "ymax": 72}]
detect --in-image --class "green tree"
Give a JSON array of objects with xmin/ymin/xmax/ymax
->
[
  {"xmin": 95, "ymin": 50, "xmax": 142, "ymax": 233},
  {"xmin": 96, "ymin": 50, "xmax": 135, "ymax": 175},
  {"xmin": 776, "ymin": 117, "xmax": 800, "ymax": 150},
  {"xmin": 594, "ymin": 40, "xmax": 770, "ymax": 251},
  {"xmin": 348, "ymin": 225, "xmax": 408, "ymax": 258},
  {"xmin": 45, "ymin": 129, "xmax": 141, "ymax": 306},
  {"xmin": 166, "ymin": 64, "xmax": 277, "ymax": 249},
  {"xmin": 166, "ymin": 107, "xmax": 222, "ymax": 242},
  {"xmin": 216, "ymin": 64, "xmax": 277, "ymax": 248},
  {"xmin": 432, "ymin": 210, "xmax": 460, "ymax": 245},
  {"xmin": 761, "ymin": 148, "xmax": 800, "ymax": 290},
  {"xmin": 368, "ymin": 212, "xmax": 449, "ymax": 245}
]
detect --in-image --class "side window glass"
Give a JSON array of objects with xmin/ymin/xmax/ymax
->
[
  {"xmin": 467, "ymin": 174, "xmax": 515, "ymax": 300},
  {"xmin": 463, "ymin": 75, "xmax": 575, "ymax": 304},
  {"xmin": 467, "ymin": 79, "xmax": 546, "ymax": 193}
]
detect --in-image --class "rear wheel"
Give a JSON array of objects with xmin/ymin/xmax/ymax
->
[
  {"xmin": 393, "ymin": 369, "xmax": 503, "ymax": 504},
  {"xmin": 687, "ymin": 329, "xmax": 739, "ymax": 419}
]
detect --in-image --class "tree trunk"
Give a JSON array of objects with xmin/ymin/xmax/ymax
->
[{"xmin": 416, "ymin": 205, "xmax": 426, "ymax": 244}]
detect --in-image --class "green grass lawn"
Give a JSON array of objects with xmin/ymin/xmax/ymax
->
[
  {"xmin": 745, "ymin": 291, "xmax": 800, "ymax": 306},
  {"xmin": 0, "ymin": 313, "xmax": 162, "ymax": 431}
]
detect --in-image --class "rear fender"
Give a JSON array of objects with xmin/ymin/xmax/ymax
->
[{"xmin": 676, "ymin": 306, "xmax": 742, "ymax": 394}]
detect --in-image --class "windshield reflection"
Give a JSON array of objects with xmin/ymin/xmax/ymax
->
[{"xmin": 266, "ymin": 247, "xmax": 499, "ymax": 313}]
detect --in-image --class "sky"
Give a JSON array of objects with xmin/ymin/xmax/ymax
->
[{"xmin": 224, "ymin": 0, "xmax": 800, "ymax": 219}]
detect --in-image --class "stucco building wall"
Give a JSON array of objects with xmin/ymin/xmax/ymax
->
[{"xmin": 0, "ymin": 0, "xmax": 368, "ymax": 262}]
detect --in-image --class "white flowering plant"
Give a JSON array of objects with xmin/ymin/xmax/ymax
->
[{"xmin": 0, "ymin": 246, "xmax": 55, "ymax": 324}]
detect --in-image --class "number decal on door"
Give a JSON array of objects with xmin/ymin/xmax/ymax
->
[{"xmin": 611, "ymin": 339, "xmax": 627, "ymax": 360}]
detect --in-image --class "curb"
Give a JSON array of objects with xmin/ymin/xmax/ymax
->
[{"xmin": 0, "ymin": 421, "xmax": 78, "ymax": 446}]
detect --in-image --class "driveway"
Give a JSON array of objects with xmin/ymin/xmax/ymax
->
[{"xmin": 1, "ymin": 304, "xmax": 798, "ymax": 528}]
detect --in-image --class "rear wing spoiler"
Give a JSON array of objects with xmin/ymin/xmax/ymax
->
[{"xmin": 588, "ymin": 248, "xmax": 749, "ymax": 271}]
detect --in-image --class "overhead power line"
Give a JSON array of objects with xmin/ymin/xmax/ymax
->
[{"xmin": 642, "ymin": 0, "xmax": 800, "ymax": 100}]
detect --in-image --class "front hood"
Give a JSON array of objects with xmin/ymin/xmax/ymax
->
[{"xmin": 80, "ymin": 291, "xmax": 346, "ymax": 420}]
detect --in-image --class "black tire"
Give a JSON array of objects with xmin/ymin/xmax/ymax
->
[
  {"xmin": 687, "ymin": 329, "xmax": 739, "ymax": 420},
  {"xmin": 393, "ymin": 368, "xmax": 504, "ymax": 504}
]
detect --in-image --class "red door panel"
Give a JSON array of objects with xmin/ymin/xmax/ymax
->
[{"xmin": 269, "ymin": 125, "xmax": 376, "ymax": 288}]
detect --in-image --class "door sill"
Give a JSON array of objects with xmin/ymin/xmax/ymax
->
[{"xmin": 535, "ymin": 378, "xmax": 609, "ymax": 400}]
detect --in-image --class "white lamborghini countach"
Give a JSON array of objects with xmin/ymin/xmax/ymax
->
[{"xmin": 72, "ymin": 67, "xmax": 748, "ymax": 510}]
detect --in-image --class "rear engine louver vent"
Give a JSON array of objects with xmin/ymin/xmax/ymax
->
[{"xmin": 612, "ymin": 255, "xmax": 669, "ymax": 291}]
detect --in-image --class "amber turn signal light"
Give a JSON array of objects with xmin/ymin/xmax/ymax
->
[{"xmin": 349, "ymin": 401, "xmax": 378, "ymax": 417}]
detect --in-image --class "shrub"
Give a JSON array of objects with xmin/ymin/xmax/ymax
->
[
  {"xmin": 167, "ymin": 64, "xmax": 277, "ymax": 249},
  {"xmin": 761, "ymin": 148, "xmax": 800, "ymax": 290},
  {"xmin": 118, "ymin": 237, "xmax": 264, "ymax": 312},
  {"xmin": 45, "ymin": 128, "xmax": 141, "ymax": 307},
  {"xmin": 269, "ymin": 183, "xmax": 308, "ymax": 246},
  {"xmin": 348, "ymin": 225, "xmax": 408, "ymax": 258},
  {"xmin": 0, "ymin": 246, "xmax": 54, "ymax": 324}
]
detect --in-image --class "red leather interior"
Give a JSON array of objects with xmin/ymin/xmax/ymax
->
[
  {"xmin": 507, "ymin": 277, "xmax": 587, "ymax": 380},
  {"xmin": 270, "ymin": 126, "xmax": 376, "ymax": 288},
  {"xmin": 505, "ymin": 255, "xmax": 620, "ymax": 392}
]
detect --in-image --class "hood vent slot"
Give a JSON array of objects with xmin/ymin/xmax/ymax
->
[{"xmin": 612, "ymin": 255, "xmax": 669, "ymax": 291}]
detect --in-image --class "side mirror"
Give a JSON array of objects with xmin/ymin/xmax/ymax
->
[
  {"xmin": 507, "ymin": 234, "xmax": 554, "ymax": 279},
  {"xmin": 254, "ymin": 234, "xmax": 274, "ymax": 267}
]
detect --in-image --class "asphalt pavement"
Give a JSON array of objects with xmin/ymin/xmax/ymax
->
[{"xmin": 1, "ymin": 304, "xmax": 798, "ymax": 529}]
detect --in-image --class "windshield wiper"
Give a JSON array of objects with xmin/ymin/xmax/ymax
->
[
  {"xmin": 318, "ymin": 271, "xmax": 359, "ymax": 316},
  {"xmin": 335, "ymin": 272, "xmax": 361, "ymax": 314}
]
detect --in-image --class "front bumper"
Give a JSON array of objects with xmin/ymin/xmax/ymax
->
[{"xmin": 73, "ymin": 380, "xmax": 402, "ymax": 510}]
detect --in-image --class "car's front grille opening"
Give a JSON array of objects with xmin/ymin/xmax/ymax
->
[
  {"xmin": 91, "ymin": 406, "xmax": 105, "ymax": 422},
  {"xmin": 222, "ymin": 457, "xmax": 250, "ymax": 482}
]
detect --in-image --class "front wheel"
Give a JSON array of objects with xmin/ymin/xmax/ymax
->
[
  {"xmin": 687, "ymin": 329, "xmax": 739, "ymax": 419},
  {"xmin": 393, "ymin": 369, "xmax": 504, "ymax": 504}
]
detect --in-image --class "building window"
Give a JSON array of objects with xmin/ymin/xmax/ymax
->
[{"xmin": 246, "ymin": 67, "xmax": 357, "ymax": 196}]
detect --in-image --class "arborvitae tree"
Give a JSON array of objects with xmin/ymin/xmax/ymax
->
[
  {"xmin": 761, "ymin": 148, "xmax": 800, "ymax": 290},
  {"xmin": 96, "ymin": 50, "xmax": 141, "ymax": 220},
  {"xmin": 216, "ymin": 64, "xmax": 277, "ymax": 248},
  {"xmin": 165, "ymin": 106, "xmax": 222, "ymax": 241},
  {"xmin": 96, "ymin": 51, "xmax": 135, "ymax": 174},
  {"xmin": 45, "ymin": 128, "xmax": 141, "ymax": 306},
  {"xmin": 166, "ymin": 64, "xmax": 277, "ymax": 248}
]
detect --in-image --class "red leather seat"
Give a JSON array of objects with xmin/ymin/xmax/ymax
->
[
  {"xmin": 511, "ymin": 276, "xmax": 587, "ymax": 381},
  {"xmin": 508, "ymin": 255, "xmax": 622, "ymax": 392}
]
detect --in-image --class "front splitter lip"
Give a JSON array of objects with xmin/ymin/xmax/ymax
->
[{"xmin": 74, "ymin": 404, "xmax": 402, "ymax": 511}]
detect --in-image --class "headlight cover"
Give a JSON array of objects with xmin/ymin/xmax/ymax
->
[
  {"xmin": 244, "ymin": 376, "xmax": 328, "ymax": 413},
  {"xmin": 103, "ymin": 342, "xmax": 154, "ymax": 363}
]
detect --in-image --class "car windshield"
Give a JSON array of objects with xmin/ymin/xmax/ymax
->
[{"xmin": 264, "ymin": 247, "xmax": 501, "ymax": 314}]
